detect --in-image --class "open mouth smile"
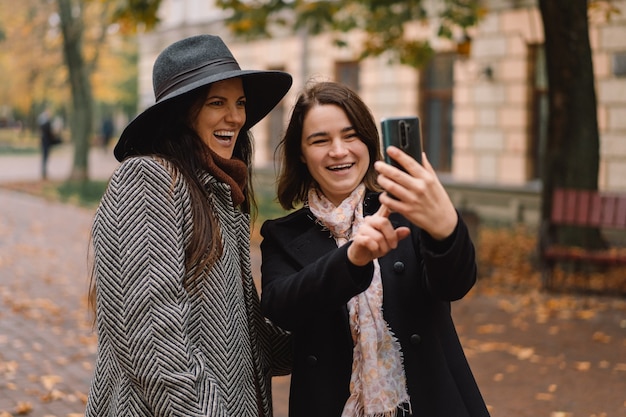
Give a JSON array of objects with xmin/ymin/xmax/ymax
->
[
  {"xmin": 327, "ymin": 163, "xmax": 354, "ymax": 171},
  {"xmin": 214, "ymin": 130, "xmax": 236, "ymax": 141}
]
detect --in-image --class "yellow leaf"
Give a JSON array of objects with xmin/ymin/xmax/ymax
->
[
  {"xmin": 515, "ymin": 347, "xmax": 535, "ymax": 360},
  {"xmin": 592, "ymin": 331, "xmax": 611, "ymax": 343},
  {"xmin": 13, "ymin": 401, "xmax": 32, "ymax": 415},
  {"xmin": 614, "ymin": 363, "xmax": 626, "ymax": 371},
  {"xmin": 477, "ymin": 324, "xmax": 506, "ymax": 334},
  {"xmin": 575, "ymin": 361, "xmax": 591, "ymax": 371},
  {"xmin": 40, "ymin": 374, "xmax": 62, "ymax": 391}
]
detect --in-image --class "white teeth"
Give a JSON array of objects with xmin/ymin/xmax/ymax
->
[
  {"xmin": 328, "ymin": 163, "xmax": 353, "ymax": 170},
  {"xmin": 215, "ymin": 130, "xmax": 235, "ymax": 137}
]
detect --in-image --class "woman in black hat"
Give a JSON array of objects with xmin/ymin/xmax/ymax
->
[{"xmin": 86, "ymin": 34, "xmax": 292, "ymax": 417}]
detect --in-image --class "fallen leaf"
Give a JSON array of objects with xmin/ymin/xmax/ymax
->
[
  {"xmin": 40, "ymin": 374, "xmax": 62, "ymax": 391},
  {"xmin": 575, "ymin": 361, "xmax": 591, "ymax": 371},
  {"xmin": 614, "ymin": 363, "xmax": 626, "ymax": 371},
  {"xmin": 13, "ymin": 402, "xmax": 32, "ymax": 415},
  {"xmin": 592, "ymin": 331, "xmax": 611, "ymax": 343},
  {"xmin": 477, "ymin": 324, "xmax": 506, "ymax": 334}
]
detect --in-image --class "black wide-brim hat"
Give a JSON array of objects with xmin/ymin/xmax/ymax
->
[{"xmin": 114, "ymin": 34, "xmax": 293, "ymax": 162}]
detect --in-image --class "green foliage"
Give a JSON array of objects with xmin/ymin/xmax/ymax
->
[
  {"xmin": 110, "ymin": 0, "xmax": 163, "ymax": 32},
  {"xmin": 49, "ymin": 179, "xmax": 109, "ymax": 208},
  {"xmin": 216, "ymin": 0, "xmax": 483, "ymax": 68}
]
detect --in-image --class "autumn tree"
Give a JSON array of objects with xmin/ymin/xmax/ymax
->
[
  {"xmin": 0, "ymin": 0, "xmax": 65, "ymax": 124},
  {"xmin": 0, "ymin": 0, "xmax": 160, "ymax": 180},
  {"xmin": 538, "ymin": 0, "xmax": 606, "ymax": 250},
  {"xmin": 56, "ymin": 0, "xmax": 160, "ymax": 180},
  {"xmin": 216, "ymin": 0, "xmax": 481, "ymax": 67}
]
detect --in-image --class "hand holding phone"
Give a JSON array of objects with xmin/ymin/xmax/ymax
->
[
  {"xmin": 381, "ymin": 116, "xmax": 423, "ymax": 170},
  {"xmin": 381, "ymin": 117, "xmax": 423, "ymax": 199}
]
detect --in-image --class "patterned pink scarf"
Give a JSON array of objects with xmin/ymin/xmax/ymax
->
[{"xmin": 307, "ymin": 184, "xmax": 411, "ymax": 417}]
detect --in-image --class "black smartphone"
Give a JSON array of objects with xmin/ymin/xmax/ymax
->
[{"xmin": 381, "ymin": 116, "xmax": 423, "ymax": 170}]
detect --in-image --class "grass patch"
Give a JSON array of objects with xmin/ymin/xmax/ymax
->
[
  {"xmin": 0, "ymin": 129, "xmax": 39, "ymax": 154},
  {"xmin": 53, "ymin": 180, "xmax": 109, "ymax": 207},
  {"xmin": 255, "ymin": 185, "xmax": 290, "ymax": 223},
  {"xmin": 2, "ymin": 179, "xmax": 109, "ymax": 208},
  {"xmin": 0, "ymin": 144, "xmax": 39, "ymax": 155}
]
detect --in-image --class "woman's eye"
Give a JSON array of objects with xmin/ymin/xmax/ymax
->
[
  {"xmin": 208, "ymin": 100, "xmax": 223, "ymax": 106},
  {"xmin": 237, "ymin": 99, "xmax": 247, "ymax": 107}
]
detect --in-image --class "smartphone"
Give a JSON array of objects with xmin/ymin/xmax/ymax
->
[{"xmin": 381, "ymin": 116, "xmax": 423, "ymax": 170}]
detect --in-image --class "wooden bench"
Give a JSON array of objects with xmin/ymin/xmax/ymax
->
[{"xmin": 539, "ymin": 188, "xmax": 626, "ymax": 290}]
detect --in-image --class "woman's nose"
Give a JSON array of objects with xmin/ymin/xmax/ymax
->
[
  {"xmin": 329, "ymin": 139, "xmax": 348, "ymax": 156},
  {"xmin": 225, "ymin": 106, "xmax": 245, "ymax": 125}
]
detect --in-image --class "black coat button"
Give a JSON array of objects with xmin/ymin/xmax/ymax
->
[
  {"xmin": 393, "ymin": 261, "xmax": 405, "ymax": 273},
  {"xmin": 306, "ymin": 355, "xmax": 318, "ymax": 366},
  {"xmin": 410, "ymin": 334, "xmax": 422, "ymax": 345}
]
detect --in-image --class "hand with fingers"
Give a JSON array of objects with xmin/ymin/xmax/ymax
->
[
  {"xmin": 346, "ymin": 204, "xmax": 411, "ymax": 266},
  {"xmin": 374, "ymin": 146, "xmax": 458, "ymax": 240}
]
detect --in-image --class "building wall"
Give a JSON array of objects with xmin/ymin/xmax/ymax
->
[{"xmin": 137, "ymin": 0, "xmax": 626, "ymax": 191}]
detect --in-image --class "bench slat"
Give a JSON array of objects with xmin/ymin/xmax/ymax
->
[
  {"xmin": 601, "ymin": 196, "xmax": 617, "ymax": 227},
  {"xmin": 616, "ymin": 196, "xmax": 626, "ymax": 228},
  {"xmin": 564, "ymin": 189, "xmax": 578, "ymax": 223},
  {"xmin": 589, "ymin": 193, "xmax": 603, "ymax": 227},
  {"xmin": 551, "ymin": 188, "xmax": 626, "ymax": 230},
  {"xmin": 551, "ymin": 188, "xmax": 567, "ymax": 223},
  {"xmin": 576, "ymin": 190, "xmax": 591, "ymax": 224}
]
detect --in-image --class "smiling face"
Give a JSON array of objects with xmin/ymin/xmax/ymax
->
[
  {"xmin": 300, "ymin": 104, "xmax": 370, "ymax": 206},
  {"xmin": 193, "ymin": 77, "xmax": 246, "ymax": 159}
]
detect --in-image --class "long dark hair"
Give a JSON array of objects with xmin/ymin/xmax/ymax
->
[
  {"xmin": 276, "ymin": 81, "xmax": 383, "ymax": 210},
  {"xmin": 88, "ymin": 84, "xmax": 256, "ymax": 319}
]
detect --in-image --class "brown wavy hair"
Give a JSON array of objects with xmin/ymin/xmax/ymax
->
[{"xmin": 275, "ymin": 81, "xmax": 383, "ymax": 210}]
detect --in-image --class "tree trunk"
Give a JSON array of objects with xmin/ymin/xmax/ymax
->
[
  {"xmin": 538, "ymin": 0, "xmax": 605, "ymax": 249},
  {"xmin": 57, "ymin": 0, "xmax": 93, "ymax": 181}
]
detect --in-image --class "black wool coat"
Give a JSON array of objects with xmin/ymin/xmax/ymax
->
[{"xmin": 260, "ymin": 192, "xmax": 490, "ymax": 417}]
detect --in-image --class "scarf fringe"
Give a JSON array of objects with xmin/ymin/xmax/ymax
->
[{"xmin": 351, "ymin": 401, "xmax": 413, "ymax": 417}]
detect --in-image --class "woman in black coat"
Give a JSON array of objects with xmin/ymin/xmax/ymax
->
[{"xmin": 260, "ymin": 81, "xmax": 490, "ymax": 417}]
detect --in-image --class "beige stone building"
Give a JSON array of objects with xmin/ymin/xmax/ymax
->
[{"xmin": 136, "ymin": 0, "xmax": 626, "ymax": 222}]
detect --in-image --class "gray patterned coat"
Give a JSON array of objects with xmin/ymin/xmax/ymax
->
[{"xmin": 86, "ymin": 156, "xmax": 291, "ymax": 417}]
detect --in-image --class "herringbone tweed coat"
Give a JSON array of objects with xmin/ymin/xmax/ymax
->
[{"xmin": 86, "ymin": 156, "xmax": 291, "ymax": 417}]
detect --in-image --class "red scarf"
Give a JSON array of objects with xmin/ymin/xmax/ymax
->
[{"xmin": 205, "ymin": 148, "xmax": 247, "ymax": 206}]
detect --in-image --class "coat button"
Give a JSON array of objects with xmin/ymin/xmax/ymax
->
[
  {"xmin": 410, "ymin": 334, "xmax": 422, "ymax": 345},
  {"xmin": 393, "ymin": 261, "xmax": 405, "ymax": 273},
  {"xmin": 306, "ymin": 355, "xmax": 318, "ymax": 366}
]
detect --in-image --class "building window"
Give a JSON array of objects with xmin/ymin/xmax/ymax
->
[
  {"xmin": 420, "ymin": 53, "xmax": 454, "ymax": 172},
  {"xmin": 613, "ymin": 51, "xmax": 626, "ymax": 77},
  {"xmin": 528, "ymin": 44, "xmax": 548, "ymax": 181},
  {"xmin": 335, "ymin": 61, "xmax": 360, "ymax": 91}
]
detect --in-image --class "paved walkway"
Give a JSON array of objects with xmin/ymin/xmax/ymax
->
[
  {"xmin": 1, "ymin": 148, "xmax": 625, "ymax": 416},
  {"xmin": 0, "ymin": 144, "xmax": 120, "ymax": 183}
]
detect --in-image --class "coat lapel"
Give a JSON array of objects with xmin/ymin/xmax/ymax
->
[{"xmin": 279, "ymin": 219, "xmax": 338, "ymax": 269}]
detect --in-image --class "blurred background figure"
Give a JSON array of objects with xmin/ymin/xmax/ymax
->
[
  {"xmin": 37, "ymin": 107, "xmax": 54, "ymax": 179},
  {"xmin": 100, "ymin": 115, "xmax": 114, "ymax": 152}
]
